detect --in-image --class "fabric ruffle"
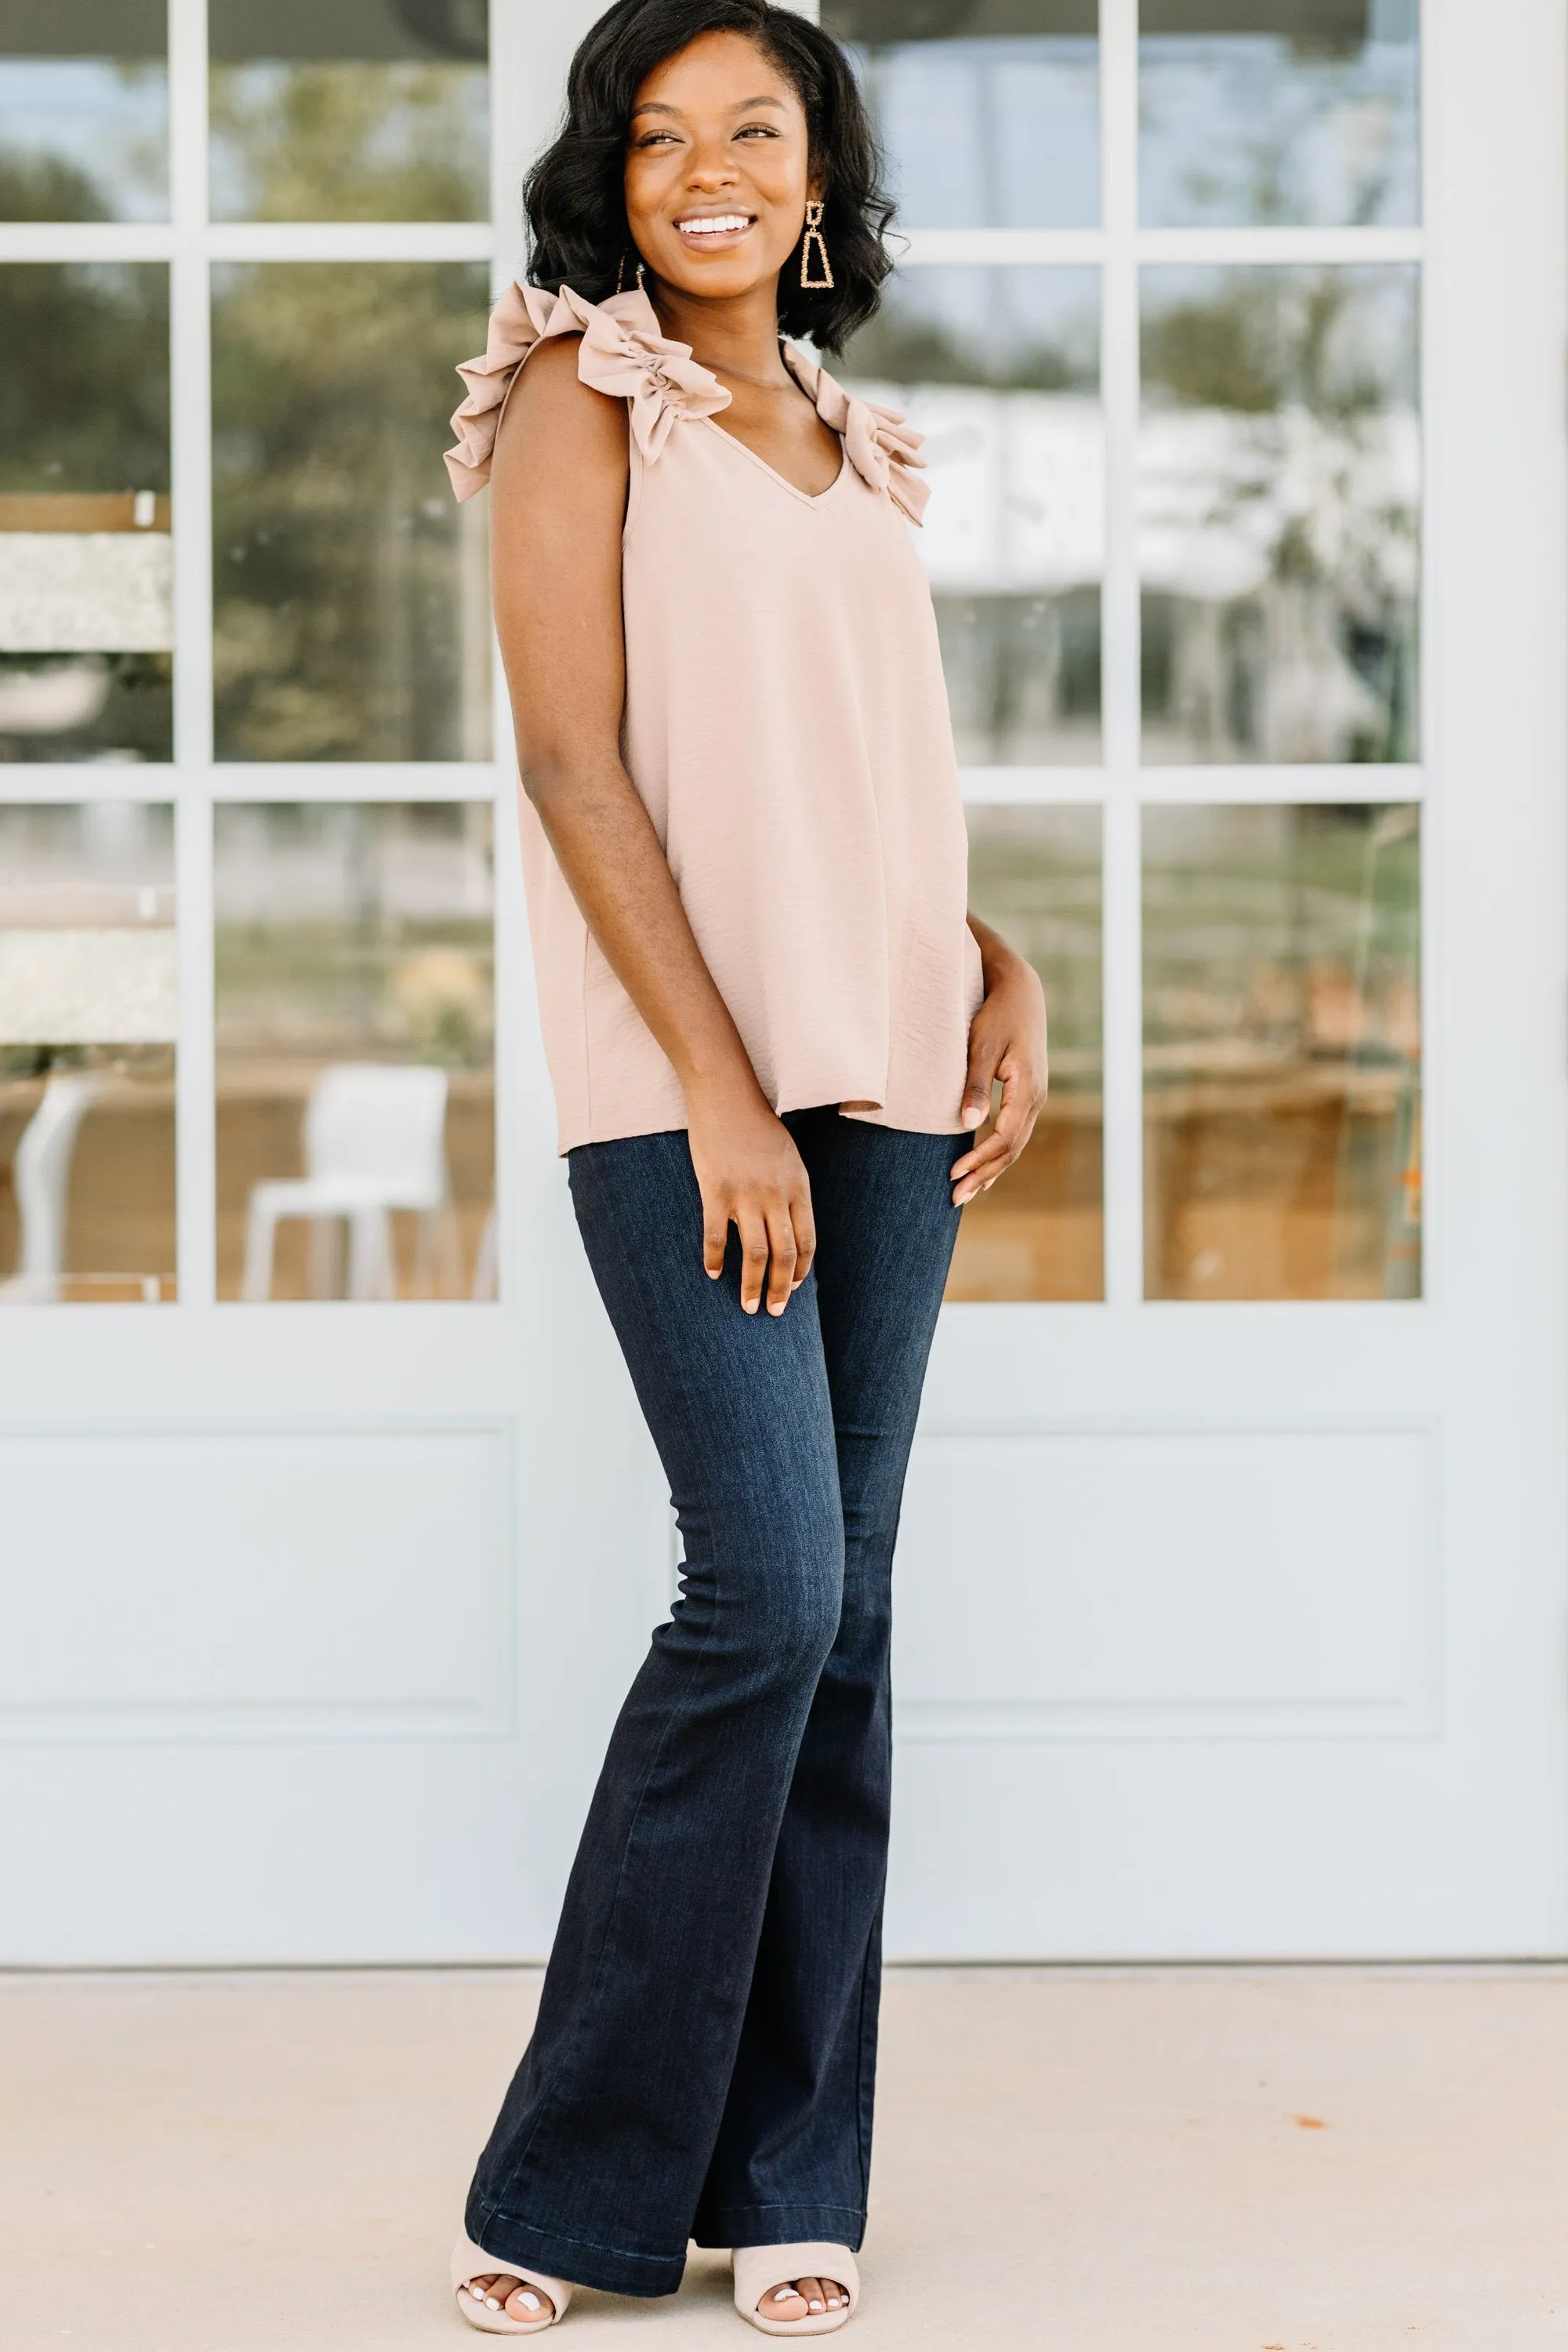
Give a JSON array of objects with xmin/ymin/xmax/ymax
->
[
  {"xmin": 782, "ymin": 343, "xmax": 930, "ymax": 526},
  {"xmin": 445, "ymin": 282, "xmax": 731, "ymax": 499},
  {"xmin": 447, "ymin": 284, "xmax": 929, "ymax": 523}
]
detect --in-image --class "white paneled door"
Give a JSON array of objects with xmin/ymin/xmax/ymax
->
[{"xmin": 2, "ymin": 0, "xmax": 1564, "ymax": 1964}]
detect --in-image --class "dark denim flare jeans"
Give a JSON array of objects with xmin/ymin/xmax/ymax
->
[{"xmin": 465, "ymin": 1107, "xmax": 964, "ymax": 2297}]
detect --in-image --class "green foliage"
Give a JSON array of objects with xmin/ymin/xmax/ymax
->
[
  {"xmin": 0, "ymin": 252, "xmax": 168, "ymax": 492},
  {"xmin": 209, "ymin": 60, "xmax": 486, "ymax": 223},
  {"xmin": 212, "ymin": 257, "xmax": 487, "ymax": 760}
]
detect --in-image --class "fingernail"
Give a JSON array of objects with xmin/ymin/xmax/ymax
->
[{"xmin": 768, "ymin": 1302, "xmax": 785, "ymax": 1316}]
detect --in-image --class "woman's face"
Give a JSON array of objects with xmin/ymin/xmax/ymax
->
[{"xmin": 623, "ymin": 30, "xmax": 815, "ymax": 303}]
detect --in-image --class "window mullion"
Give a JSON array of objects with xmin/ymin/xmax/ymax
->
[
  {"xmin": 168, "ymin": 0, "xmax": 215, "ymax": 1304},
  {"xmin": 1099, "ymin": 0, "xmax": 1142, "ymax": 1308}
]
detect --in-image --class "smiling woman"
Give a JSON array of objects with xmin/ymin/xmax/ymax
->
[
  {"xmin": 440, "ymin": 0, "xmax": 1047, "ymax": 2339},
  {"xmin": 519, "ymin": 0, "xmax": 892, "ymax": 352}
]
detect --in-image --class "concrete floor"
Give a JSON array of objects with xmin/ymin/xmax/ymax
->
[{"xmin": 4, "ymin": 1965, "xmax": 1567, "ymax": 2350}]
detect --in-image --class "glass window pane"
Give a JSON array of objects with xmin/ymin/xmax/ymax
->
[
  {"xmin": 215, "ymin": 802, "xmax": 495, "ymax": 1304},
  {"xmin": 845, "ymin": 267, "xmax": 1102, "ymax": 766},
  {"xmin": 0, "ymin": 802, "xmax": 176, "ymax": 1304},
  {"xmin": 1140, "ymin": 264, "xmax": 1418, "ymax": 765},
  {"xmin": 1141, "ymin": 0, "xmax": 1420, "ymax": 230},
  {"xmin": 212, "ymin": 263, "xmax": 490, "ymax": 763},
  {"xmin": 0, "ymin": 0, "xmax": 168, "ymax": 223},
  {"xmin": 948, "ymin": 803, "xmax": 1102, "ymax": 1301},
  {"xmin": 0, "ymin": 263, "xmax": 172, "ymax": 764},
  {"xmin": 209, "ymin": 0, "xmax": 488, "ymax": 223},
  {"xmin": 1143, "ymin": 802, "xmax": 1421, "ymax": 1301},
  {"xmin": 823, "ymin": 0, "xmax": 1098, "ymax": 230}
]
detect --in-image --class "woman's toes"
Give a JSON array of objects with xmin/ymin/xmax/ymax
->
[
  {"xmin": 764, "ymin": 2281, "xmax": 810, "ymax": 2321},
  {"xmin": 506, "ymin": 2281, "xmax": 554, "ymax": 2321},
  {"xmin": 799, "ymin": 2275, "xmax": 828, "ymax": 2312},
  {"xmin": 460, "ymin": 2274, "xmax": 497, "ymax": 2304}
]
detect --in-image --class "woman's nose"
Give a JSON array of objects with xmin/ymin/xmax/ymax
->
[{"xmin": 686, "ymin": 151, "xmax": 739, "ymax": 191}]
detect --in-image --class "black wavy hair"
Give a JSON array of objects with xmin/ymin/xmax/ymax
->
[{"xmin": 524, "ymin": 0, "xmax": 895, "ymax": 356}]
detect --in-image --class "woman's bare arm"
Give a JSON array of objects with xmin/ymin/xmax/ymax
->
[
  {"xmin": 949, "ymin": 913, "xmax": 1048, "ymax": 1205},
  {"xmin": 488, "ymin": 336, "xmax": 814, "ymax": 1312}
]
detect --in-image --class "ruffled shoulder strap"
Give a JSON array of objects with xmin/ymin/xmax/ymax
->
[
  {"xmin": 445, "ymin": 282, "xmax": 730, "ymax": 500},
  {"xmin": 782, "ymin": 345, "xmax": 929, "ymax": 525}
]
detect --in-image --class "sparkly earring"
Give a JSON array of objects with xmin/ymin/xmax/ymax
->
[
  {"xmin": 614, "ymin": 250, "xmax": 647, "ymax": 295},
  {"xmin": 800, "ymin": 200, "xmax": 833, "ymax": 291}
]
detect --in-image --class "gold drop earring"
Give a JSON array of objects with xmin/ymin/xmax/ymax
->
[
  {"xmin": 614, "ymin": 250, "xmax": 647, "ymax": 295},
  {"xmin": 800, "ymin": 200, "xmax": 833, "ymax": 291}
]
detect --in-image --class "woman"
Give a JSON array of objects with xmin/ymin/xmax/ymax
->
[{"xmin": 444, "ymin": 0, "xmax": 1045, "ymax": 2333}]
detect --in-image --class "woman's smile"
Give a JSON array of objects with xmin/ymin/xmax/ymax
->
[{"xmin": 673, "ymin": 208, "xmax": 757, "ymax": 250}]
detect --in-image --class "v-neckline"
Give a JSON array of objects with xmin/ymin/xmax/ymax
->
[
  {"xmin": 700, "ymin": 415, "xmax": 848, "ymax": 508},
  {"xmin": 700, "ymin": 341, "xmax": 847, "ymax": 506}
]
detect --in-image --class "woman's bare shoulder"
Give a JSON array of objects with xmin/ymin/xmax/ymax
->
[{"xmin": 493, "ymin": 332, "xmax": 627, "ymax": 487}]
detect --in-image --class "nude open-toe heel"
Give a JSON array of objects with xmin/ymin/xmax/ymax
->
[
  {"xmin": 452, "ymin": 2234, "xmax": 572, "ymax": 2334},
  {"xmin": 732, "ymin": 2244, "xmax": 859, "ymax": 2336}
]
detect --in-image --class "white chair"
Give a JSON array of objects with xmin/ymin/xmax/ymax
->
[
  {"xmin": 0, "ymin": 1073, "xmax": 103, "ymax": 1303},
  {"xmin": 241, "ymin": 1063, "xmax": 456, "ymax": 1303}
]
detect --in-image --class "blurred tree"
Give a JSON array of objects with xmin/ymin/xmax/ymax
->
[
  {"xmin": 212, "ymin": 256, "xmax": 488, "ymax": 761},
  {"xmin": 209, "ymin": 58, "xmax": 487, "ymax": 223}
]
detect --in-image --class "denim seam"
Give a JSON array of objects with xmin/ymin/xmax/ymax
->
[
  {"xmin": 468, "ymin": 2196, "xmax": 684, "ymax": 2270},
  {"xmin": 851, "ymin": 1910, "xmax": 877, "ymax": 2201},
  {"xmin": 701, "ymin": 2201, "xmax": 867, "ymax": 2220}
]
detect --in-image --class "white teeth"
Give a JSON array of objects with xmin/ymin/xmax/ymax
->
[{"xmin": 679, "ymin": 216, "xmax": 748, "ymax": 236}]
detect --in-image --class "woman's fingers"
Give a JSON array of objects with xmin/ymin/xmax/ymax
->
[
  {"xmin": 691, "ymin": 1123, "xmax": 814, "ymax": 1313},
  {"xmin": 952, "ymin": 1137, "xmax": 1011, "ymax": 1203},
  {"xmin": 702, "ymin": 1191, "xmax": 730, "ymax": 1280},
  {"xmin": 790, "ymin": 1192, "xmax": 817, "ymax": 1290},
  {"xmin": 952, "ymin": 1061, "xmax": 1044, "ymax": 1203},
  {"xmin": 959, "ymin": 1026, "xmax": 1003, "ymax": 1134},
  {"xmin": 736, "ymin": 1203, "xmax": 771, "ymax": 1315},
  {"xmin": 763, "ymin": 1198, "xmax": 797, "ymax": 1316}
]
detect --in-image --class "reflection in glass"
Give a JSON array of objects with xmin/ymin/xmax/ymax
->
[
  {"xmin": 823, "ymin": 0, "xmax": 1098, "ymax": 229},
  {"xmin": 845, "ymin": 268, "xmax": 1102, "ymax": 764},
  {"xmin": 215, "ymin": 804, "xmax": 495, "ymax": 1303},
  {"xmin": 209, "ymin": 0, "xmax": 488, "ymax": 223},
  {"xmin": 1140, "ymin": 265, "xmax": 1418, "ymax": 764},
  {"xmin": 0, "ymin": 263, "xmax": 172, "ymax": 762},
  {"xmin": 0, "ymin": 1, "xmax": 168, "ymax": 223},
  {"xmin": 1141, "ymin": 0, "xmax": 1419, "ymax": 230},
  {"xmin": 948, "ymin": 804, "xmax": 1102, "ymax": 1301},
  {"xmin": 0, "ymin": 803, "xmax": 176, "ymax": 1303},
  {"xmin": 1143, "ymin": 803, "xmax": 1420, "ymax": 1301},
  {"xmin": 212, "ymin": 263, "xmax": 490, "ymax": 762}
]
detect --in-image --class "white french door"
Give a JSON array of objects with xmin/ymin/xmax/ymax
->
[
  {"xmin": 3, "ymin": 0, "xmax": 1563, "ymax": 1968},
  {"xmin": 0, "ymin": 0, "xmax": 669, "ymax": 1965},
  {"xmin": 869, "ymin": 0, "xmax": 1568, "ymax": 1957}
]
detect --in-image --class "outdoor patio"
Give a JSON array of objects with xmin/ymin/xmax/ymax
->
[{"xmin": 5, "ymin": 1962, "xmax": 1565, "ymax": 2350}]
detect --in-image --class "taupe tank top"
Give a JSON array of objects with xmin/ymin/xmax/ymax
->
[{"xmin": 448, "ymin": 282, "xmax": 982, "ymax": 1154}]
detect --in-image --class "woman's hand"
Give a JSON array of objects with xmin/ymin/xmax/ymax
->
[
  {"xmin": 950, "ymin": 918, "xmax": 1049, "ymax": 1207},
  {"xmin": 687, "ymin": 1075, "xmax": 816, "ymax": 1317}
]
